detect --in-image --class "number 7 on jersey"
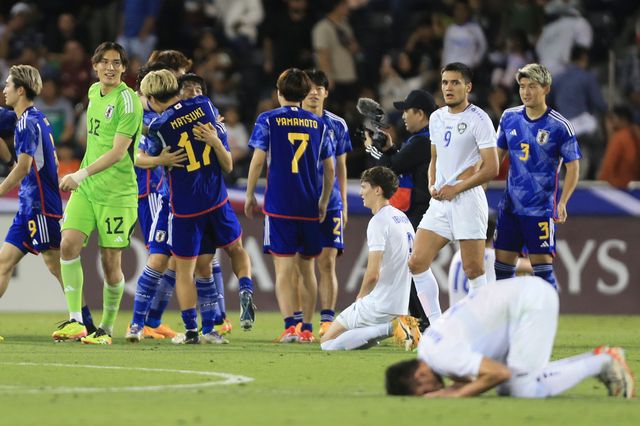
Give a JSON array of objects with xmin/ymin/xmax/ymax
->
[{"xmin": 288, "ymin": 132, "xmax": 309, "ymax": 173}]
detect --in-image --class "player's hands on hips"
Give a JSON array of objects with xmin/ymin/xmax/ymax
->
[
  {"xmin": 158, "ymin": 146, "xmax": 188, "ymax": 167},
  {"xmin": 244, "ymin": 194, "xmax": 257, "ymax": 219},
  {"xmin": 555, "ymin": 202, "xmax": 567, "ymax": 223}
]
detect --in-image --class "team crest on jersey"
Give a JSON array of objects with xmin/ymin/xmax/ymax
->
[
  {"xmin": 457, "ymin": 122, "xmax": 467, "ymax": 134},
  {"xmin": 154, "ymin": 230, "xmax": 167, "ymax": 243},
  {"xmin": 536, "ymin": 129, "xmax": 550, "ymax": 145},
  {"xmin": 105, "ymin": 104, "xmax": 115, "ymax": 119}
]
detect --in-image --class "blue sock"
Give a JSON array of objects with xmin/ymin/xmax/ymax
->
[
  {"xmin": 213, "ymin": 258, "xmax": 226, "ymax": 319},
  {"xmin": 293, "ymin": 311, "xmax": 303, "ymax": 324},
  {"xmin": 301, "ymin": 322, "xmax": 313, "ymax": 332},
  {"xmin": 181, "ymin": 308, "xmax": 198, "ymax": 331},
  {"xmin": 495, "ymin": 261, "xmax": 516, "ymax": 280},
  {"xmin": 320, "ymin": 309, "xmax": 335, "ymax": 323},
  {"xmin": 81, "ymin": 305, "xmax": 94, "ymax": 329},
  {"xmin": 146, "ymin": 269, "xmax": 176, "ymax": 328},
  {"xmin": 533, "ymin": 263, "xmax": 558, "ymax": 290},
  {"xmin": 196, "ymin": 276, "xmax": 219, "ymax": 334},
  {"xmin": 132, "ymin": 266, "xmax": 163, "ymax": 327},
  {"xmin": 284, "ymin": 316, "xmax": 297, "ymax": 329},
  {"xmin": 239, "ymin": 276, "xmax": 253, "ymax": 294}
]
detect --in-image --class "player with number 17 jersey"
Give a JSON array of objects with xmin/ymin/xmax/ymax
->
[
  {"xmin": 146, "ymin": 95, "xmax": 228, "ymax": 218},
  {"xmin": 249, "ymin": 105, "xmax": 334, "ymax": 220},
  {"xmin": 496, "ymin": 106, "xmax": 582, "ymax": 218}
]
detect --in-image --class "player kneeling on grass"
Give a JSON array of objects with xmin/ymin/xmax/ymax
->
[
  {"xmin": 321, "ymin": 166, "xmax": 421, "ymax": 351},
  {"xmin": 385, "ymin": 276, "xmax": 636, "ymax": 398}
]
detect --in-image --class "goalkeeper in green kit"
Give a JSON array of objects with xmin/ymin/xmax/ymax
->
[{"xmin": 52, "ymin": 42, "xmax": 142, "ymax": 344}]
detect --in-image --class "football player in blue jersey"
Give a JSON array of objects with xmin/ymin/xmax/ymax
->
[
  {"xmin": 292, "ymin": 68, "xmax": 351, "ymax": 341},
  {"xmin": 0, "ymin": 65, "xmax": 95, "ymax": 335},
  {"xmin": 245, "ymin": 68, "xmax": 335, "ymax": 343},
  {"xmin": 0, "ymin": 107, "xmax": 17, "ymax": 165},
  {"xmin": 140, "ymin": 69, "xmax": 254, "ymax": 344},
  {"xmin": 494, "ymin": 63, "xmax": 581, "ymax": 289}
]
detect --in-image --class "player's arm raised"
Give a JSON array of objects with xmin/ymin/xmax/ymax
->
[
  {"xmin": 60, "ymin": 133, "xmax": 132, "ymax": 191},
  {"xmin": 245, "ymin": 148, "xmax": 266, "ymax": 219},
  {"xmin": 0, "ymin": 153, "xmax": 31, "ymax": 196},
  {"xmin": 356, "ymin": 250, "xmax": 383, "ymax": 300},
  {"xmin": 425, "ymin": 357, "xmax": 511, "ymax": 398},
  {"xmin": 556, "ymin": 159, "xmax": 579, "ymax": 224}
]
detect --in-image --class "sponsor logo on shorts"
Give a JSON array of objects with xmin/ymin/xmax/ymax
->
[
  {"xmin": 155, "ymin": 230, "xmax": 166, "ymax": 243},
  {"xmin": 540, "ymin": 241, "xmax": 550, "ymax": 248},
  {"xmin": 32, "ymin": 238, "xmax": 38, "ymax": 246},
  {"xmin": 114, "ymin": 236, "xmax": 123, "ymax": 243}
]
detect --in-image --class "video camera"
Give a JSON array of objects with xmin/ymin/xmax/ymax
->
[{"xmin": 356, "ymin": 97, "xmax": 389, "ymax": 150}]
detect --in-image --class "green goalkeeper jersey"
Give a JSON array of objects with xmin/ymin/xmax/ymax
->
[{"xmin": 78, "ymin": 81, "xmax": 142, "ymax": 207}]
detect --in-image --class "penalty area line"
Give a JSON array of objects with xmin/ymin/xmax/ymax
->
[{"xmin": 0, "ymin": 362, "xmax": 254, "ymax": 394}]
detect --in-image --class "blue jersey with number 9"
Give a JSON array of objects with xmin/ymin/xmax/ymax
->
[
  {"xmin": 146, "ymin": 95, "xmax": 229, "ymax": 217},
  {"xmin": 248, "ymin": 105, "xmax": 334, "ymax": 220}
]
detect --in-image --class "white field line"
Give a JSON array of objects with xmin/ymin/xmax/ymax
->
[{"xmin": 0, "ymin": 362, "xmax": 254, "ymax": 394}]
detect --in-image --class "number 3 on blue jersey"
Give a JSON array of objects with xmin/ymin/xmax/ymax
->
[{"xmin": 288, "ymin": 132, "xmax": 309, "ymax": 173}]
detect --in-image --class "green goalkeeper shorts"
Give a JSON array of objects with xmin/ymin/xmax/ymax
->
[{"xmin": 61, "ymin": 190, "xmax": 137, "ymax": 248}]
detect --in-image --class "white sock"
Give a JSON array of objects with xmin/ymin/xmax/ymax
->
[
  {"xmin": 510, "ymin": 353, "xmax": 610, "ymax": 398},
  {"xmin": 412, "ymin": 269, "xmax": 441, "ymax": 322},
  {"xmin": 320, "ymin": 323, "xmax": 390, "ymax": 351},
  {"xmin": 70, "ymin": 312, "xmax": 82, "ymax": 323},
  {"xmin": 468, "ymin": 273, "xmax": 487, "ymax": 295}
]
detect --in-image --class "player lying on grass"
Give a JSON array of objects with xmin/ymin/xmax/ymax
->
[
  {"xmin": 385, "ymin": 276, "xmax": 636, "ymax": 398},
  {"xmin": 321, "ymin": 166, "xmax": 421, "ymax": 351}
]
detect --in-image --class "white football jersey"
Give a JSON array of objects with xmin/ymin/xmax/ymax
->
[
  {"xmin": 429, "ymin": 104, "xmax": 496, "ymax": 190},
  {"xmin": 364, "ymin": 205, "xmax": 415, "ymax": 315}
]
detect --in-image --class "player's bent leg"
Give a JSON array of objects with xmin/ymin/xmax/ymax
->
[
  {"xmin": 408, "ymin": 229, "xmax": 448, "ymax": 274},
  {"xmin": 224, "ymin": 240, "xmax": 255, "ymax": 330},
  {"xmin": 273, "ymin": 255, "xmax": 299, "ymax": 342},
  {"xmin": 0, "ymin": 243, "xmax": 26, "ymax": 297},
  {"xmin": 317, "ymin": 247, "xmax": 338, "ymax": 336},
  {"xmin": 91, "ymin": 248, "xmax": 125, "ymax": 339}
]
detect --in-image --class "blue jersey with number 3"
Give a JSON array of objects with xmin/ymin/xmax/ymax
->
[
  {"xmin": 146, "ymin": 95, "xmax": 229, "ymax": 217},
  {"xmin": 496, "ymin": 106, "xmax": 581, "ymax": 217},
  {"xmin": 248, "ymin": 105, "xmax": 334, "ymax": 220}
]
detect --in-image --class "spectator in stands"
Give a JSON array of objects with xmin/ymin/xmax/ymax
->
[
  {"xmin": 0, "ymin": 2, "xmax": 43, "ymax": 66},
  {"xmin": 491, "ymin": 31, "xmax": 533, "ymax": 91},
  {"xmin": 552, "ymin": 46, "xmax": 607, "ymax": 179},
  {"xmin": 34, "ymin": 78, "xmax": 75, "ymax": 145},
  {"xmin": 211, "ymin": 0, "xmax": 264, "ymax": 50},
  {"xmin": 441, "ymin": 1, "xmax": 487, "ymax": 71},
  {"xmin": 535, "ymin": 0, "xmax": 592, "ymax": 75},
  {"xmin": 222, "ymin": 105, "xmax": 250, "ymax": 181},
  {"xmin": 117, "ymin": 0, "xmax": 162, "ymax": 62},
  {"xmin": 263, "ymin": 0, "xmax": 315, "ymax": 80},
  {"xmin": 58, "ymin": 40, "xmax": 93, "ymax": 106},
  {"xmin": 45, "ymin": 13, "xmax": 89, "ymax": 60},
  {"xmin": 598, "ymin": 105, "xmax": 640, "ymax": 189},
  {"xmin": 312, "ymin": 0, "xmax": 360, "ymax": 113}
]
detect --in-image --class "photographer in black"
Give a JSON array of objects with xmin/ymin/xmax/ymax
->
[{"xmin": 361, "ymin": 90, "xmax": 441, "ymax": 331}]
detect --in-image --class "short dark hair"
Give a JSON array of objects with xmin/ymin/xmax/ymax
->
[
  {"xmin": 276, "ymin": 68, "xmax": 311, "ymax": 102},
  {"xmin": 612, "ymin": 104, "xmax": 633, "ymax": 123},
  {"xmin": 360, "ymin": 166, "xmax": 399, "ymax": 199},
  {"xmin": 570, "ymin": 45, "xmax": 589, "ymax": 62},
  {"xmin": 91, "ymin": 41, "xmax": 128, "ymax": 68},
  {"xmin": 178, "ymin": 73, "xmax": 208, "ymax": 96},
  {"xmin": 136, "ymin": 62, "xmax": 170, "ymax": 91},
  {"xmin": 441, "ymin": 62, "xmax": 473, "ymax": 83},
  {"xmin": 385, "ymin": 359, "xmax": 421, "ymax": 396},
  {"xmin": 147, "ymin": 50, "xmax": 193, "ymax": 72},
  {"xmin": 304, "ymin": 69, "xmax": 329, "ymax": 90}
]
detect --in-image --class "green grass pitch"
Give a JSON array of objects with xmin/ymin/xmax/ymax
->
[{"xmin": 0, "ymin": 313, "xmax": 638, "ymax": 426}]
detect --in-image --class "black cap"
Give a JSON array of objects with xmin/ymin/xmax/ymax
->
[{"xmin": 393, "ymin": 90, "xmax": 437, "ymax": 115}]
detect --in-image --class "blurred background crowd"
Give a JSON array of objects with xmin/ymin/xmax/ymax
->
[{"xmin": 0, "ymin": 0, "xmax": 639, "ymax": 188}]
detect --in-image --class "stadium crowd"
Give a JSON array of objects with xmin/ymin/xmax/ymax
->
[{"xmin": 0, "ymin": 0, "xmax": 639, "ymax": 186}]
